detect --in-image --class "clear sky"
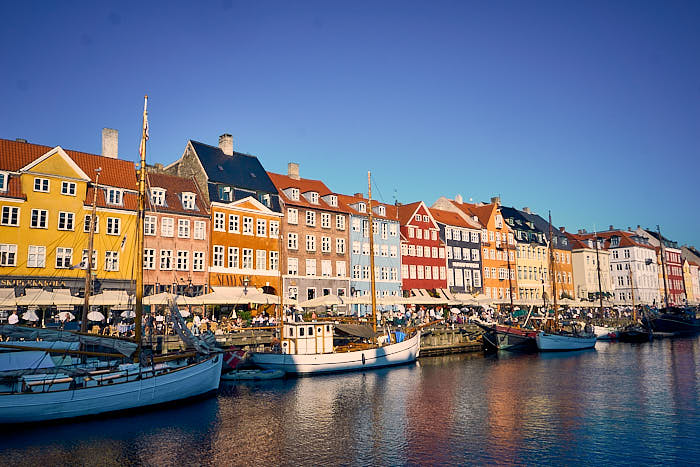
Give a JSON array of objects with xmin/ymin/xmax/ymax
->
[{"xmin": 2, "ymin": 1, "xmax": 699, "ymax": 246}]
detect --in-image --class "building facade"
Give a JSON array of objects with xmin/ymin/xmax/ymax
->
[
  {"xmin": 0, "ymin": 135, "xmax": 138, "ymax": 295},
  {"xmin": 398, "ymin": 201, "xmax": 447, "ymax": 294},
  {"xmin": 566, "ymin": 232, "xmax": 613, "ymax": 302},
  {"xmin": 269, "ymin": 164, "xmax": 350, "ymax": 303},
  {"xmin": 429, "ymin": 207, "xmax": 482, "ymax": 295},
  {"xmin": 338, "ymin": 193, "xmax": 401, "ymax": 313},
  {"xmin": 634, "ymin": 227, "xmax": 684, "ymax": 305}
]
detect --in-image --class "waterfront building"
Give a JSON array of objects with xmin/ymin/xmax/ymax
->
[
  {"xmin": 428, "ymin": 207, "xmax": 482, "ymax": 295},
  {"xmin": 268, "ymin": 164, "xmax": 350, "ymax": 303},
  {"xmin": 337, "ymin": 193, "xmax": 401, "ymax": 313},
  {"xmin": 397, "ymin": 201, "xmax": 447, "ymax": 294},
  {"xmin": 634, "ymin": 227, "xmax": 685, "ymax": 305},
  {"xmin": 681, "ymin": 246, "xmax": 700, "ymax": 305},
  {"xmin": 0, "ymin": 133, "xmax": 138, "ymax": 294},
  {"xmin": 499, "ymin": 206, "xmax": 549, "ymax": 303},
  {"xmin": 566, "ymin": 231, "xmax": 613, "ymax": 303},
  {"xmin": 577, "ymin": 229, "xmax": 660, "ymax": 305},
  {"xmin": 143, "ymin": 172, "xmax": 211, "ymax": 296},
  {"xmin": 432, "ymin": 196, "xmax": 515, "ymax": 301}
]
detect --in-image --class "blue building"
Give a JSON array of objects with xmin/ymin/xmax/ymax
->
[{"xmin": 338, "ymin": 193, "xmax": 402, "ymax": 315}]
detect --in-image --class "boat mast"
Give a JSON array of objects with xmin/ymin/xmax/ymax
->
[
  {"xmin": 81, "ymin": 168, "xmax": 101, "ymax": 333},
  {"xmin": 134, "ymin": 95, "xmax": 148, "ymax": 361},
  {"xmin": 593, "ymin": 229, "xmax": 604, "ymax": 316},
  {"xmin": 629, "ymin": 260, "xmax": 636, "ymax": 320},
  {"xmin": 548, "ymin": 211, "xmax": 559, "ymax": 330},
  {"xmin": 504, "ymin": 216, "xmax": 514, "ymax": 314},
  {"xmin": 367, "ymin": 171, "xmax": 377, "ymax": 336},
  {"xmin": 277, "ymin": 199, "xmax": 285, "ymax": 344},
  {"xmin": 657, "ymin": 225, "xmax": 670, "ymax": 309}
]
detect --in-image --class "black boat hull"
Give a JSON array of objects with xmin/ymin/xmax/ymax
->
[
  {"xmin": 651, "ymin": 314, "xmax": 700, "ymax": 334},
  {"xmin": 479, "ymin": 325, "xmax": 537, "ymax": 353},
  {"xmin": 618, "ymin": 329, "xmax": 652, "ymax": 343}
]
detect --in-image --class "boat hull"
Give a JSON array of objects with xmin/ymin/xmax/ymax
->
[
  {"xmin": 0, "ymin": 354, "xmax": 223, "ymax": 424},
  {"xmin": 593, "ymin": 326, "xmax": 619, "ymax": 341},
  {"xmin": 478, "ymin": 324, "xmax": 537, "ymax": 352},
  {"xmin": 536, "ymin": 331, "xmax": 597, "ymax": 351},
  {"xmin": 618, "ymin": 329, "xmax": 652, "ymax": 343},
  {"xmin": 251, "ymin": 332, "xmax": 420, "ymax": 375},
  {"xmin": 650, "ymin": 314, "xmax": 700, "ymax": 334}
]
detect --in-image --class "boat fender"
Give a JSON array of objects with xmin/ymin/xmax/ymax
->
[{"xmin": 362, "ymin": 353, "xmax": 366, "ymax": 365}]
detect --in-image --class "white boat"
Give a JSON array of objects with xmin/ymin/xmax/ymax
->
[
  {"xmin": 536, "ymin": 331, "xmax": 597, "ymax": 351},
  {"xmin": 252, "ymin": 321, "xmax": 420, "ymax": 375},
  {"xmin": 593, "ymin": 325, "xmax": 619, "ymax": 340},
  {"xmin": 0, "ymin": 355, "xmax": 222, "ymax": 423}
]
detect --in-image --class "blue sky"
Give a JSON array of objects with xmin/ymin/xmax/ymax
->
[{"xmin": 2, "ymin": 1, "xmax": 699, "ymax": 246}]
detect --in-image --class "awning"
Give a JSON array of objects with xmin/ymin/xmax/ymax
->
[
  {"xmin": 198, "ymin": 287, "xmax": 279, "ymax": 305},
  {"xmin": 16, "ymin": 289, "xmax": 83, "ymax": 306},
  {"xmin": 298, "ymin": 293, "xmax": 343, "ymax": 308},
  {"xmin": 0, "ymin": 288, "xmax": 16, "ymax": 310},
  {"xmin": 89, "ymin": 290, "xmax": 134, "ymax": 306}
]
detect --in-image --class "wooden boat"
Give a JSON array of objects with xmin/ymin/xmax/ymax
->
[
  {"xmin": 649, "ymin": 307, "xmax": 700, "ymax": 334},
  {"xmin": 617, "ymin": 324, "xmax": 652, "ymax": 343},
  {"xmin": 0, "ymin": 97, "xmax": 222, "ymax": 424},
  {"xmin": 476, "ymin": 322, "xmax": 537, "ymax": 352}
]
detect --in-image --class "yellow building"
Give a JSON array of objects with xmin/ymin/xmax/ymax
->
[{"xmin": 0, "ymin": 139, "xmax": 138, "ymax": 294}]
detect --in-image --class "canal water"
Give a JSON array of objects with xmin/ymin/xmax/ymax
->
[{"xmin": 1, "ymin": 337, "xmax": 699, "ymax": 466}]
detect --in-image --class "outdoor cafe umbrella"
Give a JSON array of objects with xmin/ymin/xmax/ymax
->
[
  {"xmin": 89, "ymin": 290, "xmax": 133, "ymax": 306},
  {"xmin": 58, "ymin": 311, "xmax": 75, "ymax": 321},
  {"xmin": 21, "ymin": 310, "xmax": 40, "ymax": 322},
  {"xmin": 120, "ymin": 309, "xmax": 136, "ymax": 318},
  {"xmin": 298, "ymin": 294, "xmax": 343, "ymax": 308},
  {"xmin": 179, "ymin": 309, "xmax": 191, "ymax": 318},
  {"xmin": 16, "ymin": 289, "xmax": 82, "ymax": 306},
  {"xmin": 87, "ymin": 311, "xmax": 105, "ymax": 321},
  {"xmin": 199, "ymin": 287, "xmax": 279, "ymax": 305}
]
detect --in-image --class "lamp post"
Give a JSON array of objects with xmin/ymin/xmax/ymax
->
[{"xmin": 243, "ymin": 276, "xmax": 250, "ymax": 295}]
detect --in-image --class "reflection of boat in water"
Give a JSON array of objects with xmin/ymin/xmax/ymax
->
[
  {"xmin": 221, "ymin": 369, "xmax": 285, "ymax": 381},
  {"xmin": 475, "ymin": 322, "xmax": 537, "ymax": 352}
]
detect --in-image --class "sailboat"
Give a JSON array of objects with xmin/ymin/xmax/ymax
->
[
  {"xmin": 535, "ymin": 212, "xmax": 596, "ymax": 351},
  {"xmin": 0, "ymin": 96, "xmax": 222, "ymax": 424},
  {"xmin": 250, "ymin": 172, "xmax": 420, "ymax": 375}
]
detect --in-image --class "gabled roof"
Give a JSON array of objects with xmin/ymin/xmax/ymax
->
[
  {"xmin": 145, "ymin": 172, "xmax": 209, "ymax": 216},
  {"xmin": 189, "ymin": 140, "xmax": 278, "ymax": 194},
  {"xmin": 428, "ymin": 207, "xmax": 479, "ymax": 229},
  {"xmin": 336, "ymin": 193, "xmax": 399, "ymax": 221},
  {"xmin": 397, "ymin": 201, "xmax": 423, "ymax": 226},
  {"xmin": 267, "ymin": 171, "xmax": 347, "ymax": 213},
  {"xmin": 565, "ymin": 232, "xmax": 595, "ymax": 251},
  {"xmin": 0, "ymin": 138, "xmax": 136, "ymax": 190},
  {"xmin": 576, "ymin": 230, "xmax": 655, "ymax": 250},
  {"xmin": 520, "ymin": 210, "xmax": 572, "ymax": 251}
]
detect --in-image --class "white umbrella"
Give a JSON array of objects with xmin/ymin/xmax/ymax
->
[
  {"xmin": 298, "ymin": 294, "xmax": 343, "ymax": 308},
  {"xmin": 450, "ymin": 307, "xmax": 461, "ymax": 314},
  {"xmin": 16, "ymin": 289, "xmax": 82, "ymax": 306},
  {"xmin": 120, "ymin": 309, "xmax": 136, "ymax": 318},
  {"xmin": 89, "ymin": 290, "xmax": 133, "ymax": 306},
  {"xmin": 22, "ymin": 310, "xmax": 40, "ymax": 322},
  {"xmin": 58, "ymin": 311, "xmax": 75, "ymax": 321},
  {"xmin": 87, "ymin": 311, "xmax": 105, "ymax": 321},
  {"xmin": 179, "ymin": 309, "xmax": 191, "ymax": 318},
  {"xmin": 199, "ymin": 287, "xmax": 279, "ymax": 305}
]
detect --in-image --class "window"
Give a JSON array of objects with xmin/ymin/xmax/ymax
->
[
  {"xmin": 327, "ymin": 195, "xmax": 338, "ymax": 207},
  {"xmin": 105, "ymin": 251, "xmax": 119, "ymax": 271},
  {"xmin": 34, "ymin": 178, "xmax": 49, "ymax": 192},
  {"xmin": 321, "ymin": 236, "xmax": 331, "ymax": 253},
  {"xmin": 431, "ymin": 231, "xmax": 437, "ymax": 241},
  {"xmin": 144, "ymin": 215, "xmax": 156, "ymax": 235},
  {"xmin": 362, "ymin": 266, "xmax": 370, "ymax": 279},
  {"xmin": 0, "ymin": 244, "xmax": 17, "ymax": 266},
  {"xmin": 212, "ymin": 246, "xmax": 224, "ymax": 268},
  {"xmin": 182, "ymin": 192, "xmax": 196, "ymax": 210},
  {"xmin": 336, "ymin": 238, "xmax": 346, "ymax": 254},
  {"xmin": 402, "ymin": 264, "xmax": 409, "ymax": 280},
  {"xmin": 363, "ymin": 243, "xmax": 370, "ymax": 256},
  {"xmin": 288, "ymin": 208, "xmax": 298, "ymax": 225},
  {"xmin": 336, "ymin": 261, "xmax": 346, "ymax": 277},
  {"xmin": 214, "ymin": 212, "xmax": 225, "ymax": 231},
  {"xmin": 409, "ymin": 265, "xmax": 416, "ymax": 279},
  {"xmin": 242, "ymin": 248, "xmax": 254, "ymax": 269},
  {"xmin": 0, "ymin": 173, "xmax": 6, "ymax": 191},
  {"xmin": 306, "ymin": 235, "xmax": 316, "ymax": 252},
  {"xmin": 30, "ymin": 209, "xmax": 48, "ymax": 229},
  {"xmin": 194, "ymin": 220, "xmax": 206, "ymax": 240},
  {"xmin": 228, "ymin": 247, "xmax": 239, "ymax": 268},
  {"xmin": 106, "ymin": 217, "xmax": 121, "ymax": 235},
  {"xmin": 61, "ymin": 181, "xmax": 76, "ymax": 196},
  {"xmin": 161, "ymin": 217, "xmax": 174, "ymax": 237},
  {"xmin": 416, "ymin": 246, "xmax": 423, "ymax": 257},
  {"xmin": 390, "ymin": 245, "xmax": 397, "ymax": 257},
  {"xmin": 432, "ymin": 247, "xmax": 438, "ymax": 258},
  {"xmin": 193, "ymin": 251, "xmax": 204, "ymax": 271},
  {"xmin": 288, "ymin": 233, "xmax": 298, "ymax": 250},
  {"xmin": 308, "ymin": 192, "xmax": 319, "ymax": 204},
  {"xmin": 353, "ymin": 264, "xmax": 361, "ymax": 279},
  {"xmin": 106, "ymin": 188, "xmax": 123, "ymax": 205},
  {"xmin": 321, "ymin": 213, "xmax": 331, "ymax": 229},
  {"xmin": 243, "ymin": 217, "xmax": 253, "ymax": 235},
  {"xmin": 288, "ymin": 257, "xmax": 299, "ymax": 275},
  {"xmin": 55, "ymin": 247, "xmax": 72, "ymax": 269},
  {"xmin": 178, "ymin": 219, "xmax": 190, "ymax": 238},
  {"xmin": 256, "ymin": 250, "xmax": 267, "ymax": 270},
  {"xmin": 80, "ymin": 249, "xmax": 97, "ymax": 269},
  {"xmin": 415, "ymin": 228, "xmax": 422, "ymax": 239},
  {"xmin": 352, "ymin": 242, "xmax": 361, "ymax": 254},
  {"xmin": 306, "ymin": 259, "xmax": 316, "ymax": 276},
  {"xmin": 417, "ymin": 266, "xmax": 424, "ymax": 280},
  {"xmin": 322, "ymin": 260, "xmax": 331, "ymax": 277},
  {"xmin": 381, "ymin": 223, "xmax": 388, "ymax": 239},
  {"xmin": 228, "ymin": 214, "xmax": 240, "ymax": 233},
  {"xmin": 27, "ymin": 245, "xmax": 46, "ymax": 268},
  {"xmin": 352, "ymin": 218, "xmax": 361, "ymax": 232},
  {"xmin": 1, "ymin": 206, "xmax": 19, "ymax": 226},
  {"xmin": 358, "ymin": 202, "xmax": 366, "ymax": 213},
  {"xmin": 363, "ymin": 220, "xmax": 369, "ymax": 238},
  {"xmin": 176, "ymin": 251, "xmax": 189, "ymax": 270},
  {"xmin": 289, "ymin": 188, "xmax": 300, "ymax": 201},
  {"xmin": 390, "ymin": 224, "xmax": 397, "ymax": 236},
  {"xmin": 472, "ymin": 249, "xmax": 480, "ymax": 261},
  {"xmin": 161, "ymin": 249, "xmax": 174, "ymax": 269},
  {"xmin": 425, "ymin": 266, "xmax": 432, "ymax": 280},
  {"xmin": 270, "ymin": 221, "xmax": 280, "ymax": 238},
  {"xmin": 144, "ymin": 248, "xmax": 155, "ymax": 269},
  {"xmin": 256, "ymin": 219, "xmax": 266, "ymax": 237},
  {"xmin": 270, "ymin": 251, "xmax": 279, "ymax": 270},
  {"xmin": 306, "ymin": 211, "xmax": 316, "ymax": 226},
  {"xmin": 381, "ymin": 245, "xmax": 388, "ymax": 257},
  {"xmin": 150, "ymin": 188, "xmax": 166, "ymax": 206}
]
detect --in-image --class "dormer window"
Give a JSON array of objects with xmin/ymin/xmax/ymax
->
[
  {"xmin": 289, "ymin": 188, "xmax": 300, "ymax": 201},
  {"xmin": 106, "ymin": 188, "xmax": 123, "ymax": 206},
  {"xmin": 182, "ymin": 192, "xmax": 196, "ymax": 210},
  {"xmin": 357, "ymin": 202, "xmax": 366, "ymax": 213},
  {"xmin": 376, "ymin": 205, "xmax": 386, "ymax": 216},
  {"xmin": 307, "ymin": 192, "xmax": 319, "ymax": 204},
  {"xmin": 150, "ymin": 188, "xmax": 166, "ymax": 206},
  {"xmin": 260, "ymin": 193, "xmax": 271, "ymax": 207},
  {"xmin": 220, "ymin": 186, "xmax": 232, "ymax": 202},
  {"xmin": 611, "ymin": 236, "xmax": 620, "ymax": 247},
  {"xmin": 325, "ymin": 194, "xmax": 338, "ymax": 207},
  {"xmin": 0, "ymin": 172, "xmax": 8, "ymax": 192}
]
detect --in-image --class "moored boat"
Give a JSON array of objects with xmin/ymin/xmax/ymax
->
[
  {"xmin": 593, "ymin": 325, "xmax": 619, "ymax": 341},
  {"xmin": 617, "ymin": 325, "xmax": 652, "ymax": 343},
  {"xmin": 476, "ymin": 322, "xmax": 537, "ymax": 352},
  {"xmin": 649, "ymin": 307, "xmax": 700, "ymax": 335},
  {"xmin": 535, "ymin": 331, "xmax": 597, "ymax": 351}
]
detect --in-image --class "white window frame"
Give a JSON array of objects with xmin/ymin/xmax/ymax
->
[
  {"xmin": 228, "ymin": 247, "xmax": 239, "ymax": 268},
  {"xmin": 27, "ymin": 245, "xmax": 46, "ymax": 268},
  {"xmin": 34, "ymin": 178, "xmax": 49, "ymax": 193},
  {"xmin": 194, "ymin": 220, "xmax": 206, "ymax": 240},
  {"xmin": 30, "ymin": 209, "xmax": 48, "ymax": 229},
  {"xmin": 160, "ymin": 249, "xmax": 174, "ymax": 270},
  {"xmin": 214, "ymin": 212, "xmax": 225, "ymax": 232},
  {"xmin": 144, "ymin": 215, "xmax": 156, "ymax": 235},
  {"xmin": 105, "ymin": 250, "xmax": 119, "ymax": 271},
  {"xmin": 177, "ymin": 219, "xmax": 190, "ymax": 238},
  {"xmin": 1, "ymin": 206, "xmax": 19, "ymax": 226},
  {"xmin": 106, "ymin": 188, "xmax": 123, "ymax": 206},
  {"xmin": 106, "ymin": 217, "xmax": 121, "ymax": 236},
  {"xmin": 193, "ymin": 251, "xmax": 205, "ymax": 271},
  {"xmin": 57, "ymin": 211, "xmax": 75, "ymax": 231},
  {"xmin": 55, "ymin": 247, "xmax": 72, "ymax": 269},
  {"xmin": 144, "ymin": 248, "xmax": 156, "ymax": 270},
  {"xmin": 256, "ymin": 219, "xmax": 267, "ymax": 237},
  {"xmin": 176, "ymin": 250, "xmax": 189, "ymax": 271},
  {"xmin": 242, "ymin": 216, "xmax": 254, "ymax": 235},
  {"xmin": 61, "ymin": 181, "xmax": 76, "ymax": 196},
  {"xmin": 321, "ymin": 213, "xmax": 331, "ymax": 229},
  {"xmin": 161, "ymin": 217, "xmax": 174, "ymax": 237},
  {"xmin": 228, "ymin": 214, "xmax": 240, "ymax": 233}
]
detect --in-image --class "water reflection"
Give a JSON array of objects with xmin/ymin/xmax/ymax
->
[{"xmin": 1, "ymin": 338, "xmax": 699, "ymax": 465}]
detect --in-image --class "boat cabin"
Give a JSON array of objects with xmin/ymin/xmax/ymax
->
[{"xmin": 281, "ymin": 322, "xmax": 334, "ymax": 355}]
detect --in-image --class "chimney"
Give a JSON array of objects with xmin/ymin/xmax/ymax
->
[
  {"xmin": 522, "ymin": 207, "xmax": 531, "ymax": 214},
  {"xmin": 559, "ymin": 227, "xmax": 565, "ymax": 233},
  {"xmin": 218, "ymin": 134, "xmax": 233, "ymax": 156},
  {"xmin": 609, "ymin": 225, "xmax": 614, "ymax": 231},
  {"xmin": 455, "ymin": 194, "xmax": 463, "ymax": 204},
  {"xmin": 354, "ymin": 193, "xmax": 364, "ymax": 198},
  {"xmin": 288, "ymin": 162, "xmax": 300, "ymax": 180},
  {"xmin": 637, "ymin": 225, "xmax": 641, "ymax": 229},
  {"xmin": 577, "ymin": 229, "xmax": 583, "ymax": 234},
  {"xmin": 101, "ymin": 128, "xmax": 118, "ymax": 159},
  {"xmin": 15, "ymin": 138, "xmax": 27, "ymax": 143},
  {"xmin": 490, "ymin": 196, "xmax": 501, "ymax": 206}
]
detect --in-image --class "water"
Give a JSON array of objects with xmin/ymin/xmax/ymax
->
[{"xmin": 1, "ymin": 337, "xmax": 699, "ymax": 466}]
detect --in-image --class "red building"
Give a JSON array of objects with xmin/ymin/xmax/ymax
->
[{"xmin": 398, "ymin": 201, "xmax": 447, "ymax": 293}]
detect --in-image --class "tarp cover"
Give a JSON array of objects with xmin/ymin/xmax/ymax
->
[
  {"xmin": 334, "ymin": 323, "xmax": 377, "ymax": 339},
  {"xmin": 0, "ymin": 325, "xmax": 137, "ymax": 357}
]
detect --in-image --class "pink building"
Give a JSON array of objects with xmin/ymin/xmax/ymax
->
[{"xmin": 143, "ymin": 172, "xmax": 210, "ymax": 295}]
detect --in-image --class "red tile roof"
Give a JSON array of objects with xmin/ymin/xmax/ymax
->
[
  {"xmin": 336, "ymin": 193, "xmax": 398, "ymax": 220},
  {"xmin": 397, "ymin": 201, "xmax": 423, "ymax": 226},
  {"xmin": 0, "ymin": 138, "xmax": 137, "ymax": 190},
  {"xmin": 428, "ymin": 207, "xmax": 480, "ymax": 229},
  {"xmin": 1, "ymin": 175, "xmax": 25, "ymax": 200},
  {"xmin": 146, "ymin": 172, "xmax": 210, "ymax": 216},
  {"xmin": 85, "ymin": 187, "xmax": 138, "ymax": 211},
  {"xmin": 267, "ymin": 171, "xmax": 347, "ymax": 213},
  {"xmin": 576, "ymin": 230, "xmax": 655, "ymax": 250}
]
